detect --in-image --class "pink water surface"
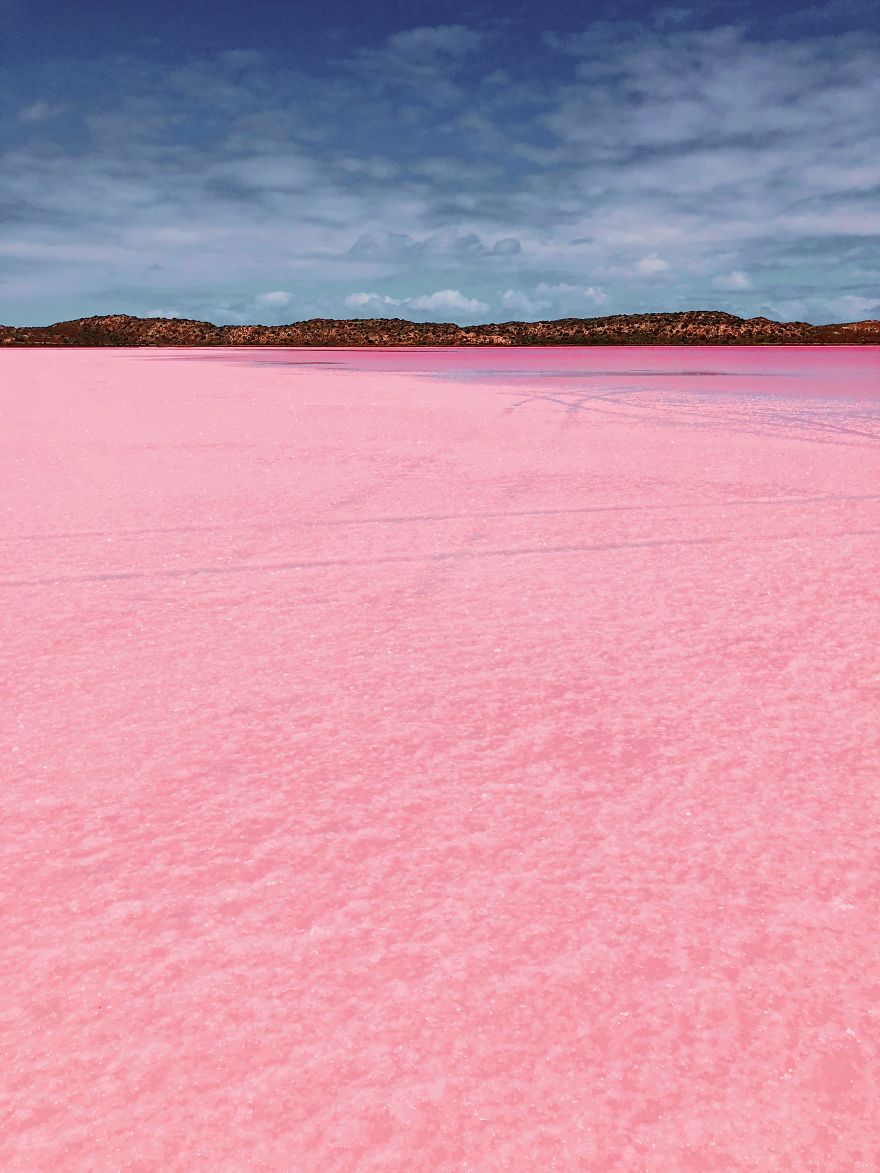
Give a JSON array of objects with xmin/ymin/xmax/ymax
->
[{"xmin": 2, "ymin": 346, "xmax": 880, "ymax": 1169}]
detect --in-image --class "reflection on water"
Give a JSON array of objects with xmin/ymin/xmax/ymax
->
[
  {"xmin": 147, "ymin": 343, "xmax": 879, "ymax": 394},
  {"xmin": 145, "ymin": 346, "xmax": 880, "ymax": 447}
]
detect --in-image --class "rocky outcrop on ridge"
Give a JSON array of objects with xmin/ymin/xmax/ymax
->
[{"xmin": 2, "ymin": 310, "xmax": 879, "ymax": 346}]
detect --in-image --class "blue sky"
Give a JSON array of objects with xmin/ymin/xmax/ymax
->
[{"xmin": 2, "ymin": 0, "xmax": 878, "ymax": 325}]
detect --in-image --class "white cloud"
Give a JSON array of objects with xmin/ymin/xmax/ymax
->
[
  {"xmin": 491, "ymin": 237, "xmax": 522, "ymax": 256},
  {"xmin": 385, "ymin": 25, "xmax": 482, "ymax": 59},
  {"xmin": 342, "ymin": 288, "xmax": 489, "ymax": 322},
  {"xmin": 407, "ymin": 289, "xmax": 489, "ymax": 314},
  {"xmin": 351, "ymin": 24, "xmax": 483, "ymax": 107},
  {"xmin": 256, "ymin": 290, "xmax": 293, "ymax": 306},
  {"xmin": 217, "ymin": 49, "xmax": 264, "ymax": 70},
  {"xmin": 775, "ymin": 209, "xmax": 880, "ymax": 237},
  {"xmin": 343, "ymin": 292, "xmax": 403, "ymax": 308},
  {"xmin": 500, "ymin": 289, "xmax": 551, "ymax": 317},
  {"xmin": 830, "ymin": 294, "xmax": 880, "ymax": 318},
  {"xmin": 143, "ymin": 307, "xmax": 184, "ymax": 319},
  {"xmin": 3, "ymin": 24, "xmax": 879, "ymax": 324},
  {"xmin": 17, "ymin": 100, "xmax": 63, "ymax": 123},
  {"xmin": 712, "ymin": 270, "xmax": 752, "ymax": 291},
  {"xmin": 764, "ymin": 293, "xmax": 880, "ymax": 322},
  {"xmin": 348, "ymin": 230, "xmax": 522, "ymax": 263},
  {"xmin": 535, "ymin": 282, "xmax": 607, "ymax": 304},
  {"xmin": 635, "ymin": 254, "xmax": 670, "ymax": 275}
]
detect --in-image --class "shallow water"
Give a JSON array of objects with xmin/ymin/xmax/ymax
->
[{"xmin": 2, "ymin": 346, "xmax": 879, "ymax": 1169}]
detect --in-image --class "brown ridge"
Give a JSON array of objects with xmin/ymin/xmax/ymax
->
[{"xmin": 2, "ymin": 310, "xmax": 879, "ymax": 346}]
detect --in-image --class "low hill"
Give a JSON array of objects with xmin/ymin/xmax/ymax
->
[{"xmin": 2, "ymin": 310, "xmax": 879, "ymax": 346}]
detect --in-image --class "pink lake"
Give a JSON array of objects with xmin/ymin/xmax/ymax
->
[{"xmin": 2, "ymin": 346, "xmax": 879, "ymax": 1169}]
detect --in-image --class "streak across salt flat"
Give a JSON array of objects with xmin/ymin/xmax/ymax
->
[{"xmin": 1, "ymin": 346, "xmax": 879, "ymax": 1169}]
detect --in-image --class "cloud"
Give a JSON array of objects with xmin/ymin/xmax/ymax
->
[
  {"xmin": 343, "ymin": 292, "xmax": 403, "ymax": 308},
  {"xmin": 652, "ymin": 6, "xmax": 699, "ymax": 27},
  {"xmin": 348, "ymin": 230, "xmax": 522, "ymax": 263},
  {"xmin": 535, "ymin": 282, "xmax": 607, "ymax": 304},
  {"xmin": 407, "ymin": 289, "xmax": 489, "ymax": 315},
  {"xmin": 17, "ymin": 100, "xmax": 64, "ymax": 123},
  {"xmin": 491, "ymin": 237, "xmax": 522, "ymax": 256},
  {"xmin": 635, "ymin": 254, "xmax": 671, "ymax": 275},
  {"xmin": 762, "ymin": 293, "xmax": 880, "ymax": 322},
  {"xmin": 831, "ymin": 294, "xmax": 880, "ymax": 318},
  {"xmin": 2, "ymin": 21, "xmax": 879, "ymax": 324},
  {"xmin": 343, "ymin": 288, "xmax": 489, "ymax": 321},
  {"xmin": 256, "ymin": 290, "xmax": 293, "ymax": 306},
  {"xmin": 497, "ymin": 283, "xmax": 607, "ymax": 320},
  {"xmin": 217, "ymin": 49, "xmax": 265, "ymax": 71},
  {"xmin": 143, "ymin": 306, "xmax": 184, "ymax": 319},
  {"xmin": 712, "ymin": 270, "xmax": 752, "ymax": 290},
  {"xmin": 348, "ymin": 233, "xmax": 410, "ymax": 259},
  {"xmin": 385, "ymin": 25, "xmax": 482, "ymax": 60},
  {"xmin": 349, "ymin": 24, "xmax": 484, "ymax": 107},
  {"xmin": 500, "ymin": 289, "xmax": 551, "ymax": 317}
]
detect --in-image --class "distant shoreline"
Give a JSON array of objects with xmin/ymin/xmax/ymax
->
[{"xmin": 2, "ymin": 310, "xmax": 879, "ymax": 347}]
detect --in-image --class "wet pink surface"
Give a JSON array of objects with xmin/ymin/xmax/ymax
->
[{"xmin": 2, "ymin": 346, "xmax": 880, "ymax": 1169}]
